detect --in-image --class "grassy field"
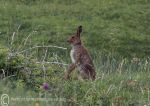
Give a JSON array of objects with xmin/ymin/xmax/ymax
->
[
  {"xmin": 0, "ymin": 0, "xmax": 150, "ymax": 106},
  {"xmin": 0, "ymin": 0, "xmax": 150, "ymax": 57}
]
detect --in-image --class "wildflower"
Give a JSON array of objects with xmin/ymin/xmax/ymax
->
[{"xmin": 42, "ymin": 82, "xmax": 49, "ymax": 90}]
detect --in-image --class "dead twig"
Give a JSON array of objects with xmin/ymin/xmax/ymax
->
[{"xmin": 15, "ymin": 45, "xmax": 67, "ymax": 55}]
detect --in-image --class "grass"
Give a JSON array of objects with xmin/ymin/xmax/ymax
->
[
  {"xmin": 0, "ymin": 0, "xmax": 150, "ymax": 57},
  {"xmin": 0, "ymin": 44, "xmax": 149, "ymax": 105},
  {"xmin": 0, "ymin": 69, "xmax": 150, "ymax": 105},
  {"xmin": 0, "ymin": 0, "xmax": 150, "ymax": 106}
]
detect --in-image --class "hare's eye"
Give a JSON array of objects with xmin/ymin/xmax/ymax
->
[{"xmin": 72, "ymin": 36, "xmax": 75, "ymax": 39}]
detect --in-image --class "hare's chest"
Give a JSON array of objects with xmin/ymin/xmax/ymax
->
[{"xmin": 70, "ymin": 49, "xmax": 76, "ymax": 63}]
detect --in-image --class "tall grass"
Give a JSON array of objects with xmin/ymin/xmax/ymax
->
[
  {"xmin": 0, "ymin": 0, "xmax": 150, "ymax": 106},
  {"xmin": 0, "ymin": 34, "xmax": 149, "ymax": 105}
]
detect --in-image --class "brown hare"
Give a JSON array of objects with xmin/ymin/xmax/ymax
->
[{"xmin": 64, "ymin": 26, "xmax": 96, "ymax": 80}]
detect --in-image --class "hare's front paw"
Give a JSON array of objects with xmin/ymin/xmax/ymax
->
[{"xmin": 63, "ymin": 74, "xmax": 70, "ymax": 80}]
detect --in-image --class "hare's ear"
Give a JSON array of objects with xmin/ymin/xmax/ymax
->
[{"xmin": 76, "ymin": 26, "xmax": 82, "ymax": 37}]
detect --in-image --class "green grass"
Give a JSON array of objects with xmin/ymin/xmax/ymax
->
[
  {"xmin": 0, "ymin": 0, "xmax": 150, "ymax": 106},
  {"xmin": 0, "ymin": 0, "xmax": 150, "ymax": 57},
  {"xmin": 0, "ymin": 45, "xmax": 149, "ymax": 105},
  {"xmin": 0, "ymin": 70, "xmax": 150, "ymax": 105}
]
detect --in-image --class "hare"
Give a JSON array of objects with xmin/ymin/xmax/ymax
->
[{"xmin": 64, "ymin": 26, "xmax": 96, "ymax": 80}]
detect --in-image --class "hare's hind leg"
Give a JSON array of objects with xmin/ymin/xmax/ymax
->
[
  {"xmin": 77, "ymin": 75, "xmax": 84, "ymax": 81},
  {"xmin": 79, "ymin": 67, "xmax": 95, "ymax": 80},
  {"xmin": 80, "ymin": 65, "xmax": 96, "ymax": 80},
  {"xmin": 78, "ymin": 69, "xmax": 90, "ymax": 80}
]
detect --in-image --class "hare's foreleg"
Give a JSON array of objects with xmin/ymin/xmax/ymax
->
[{"xmin": 64, "ymin": 63, "xmax": 76, "ymax": 80}]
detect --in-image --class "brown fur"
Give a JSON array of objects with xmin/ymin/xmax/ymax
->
[{"xmin": 64, "ymin": 26, "xmax": 96, "ymax": 80}]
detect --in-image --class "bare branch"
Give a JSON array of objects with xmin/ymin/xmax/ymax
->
[
  {"xmin": 36, "ymin": 61, "xmax": 68, "ymax": 66},
  {"xmin": 11, "ymin": 32, "xmax": 16, "ymax": 45},
  {"xmin": 15, "ymin": 45, "xmax": 67, "ymax": 54}
]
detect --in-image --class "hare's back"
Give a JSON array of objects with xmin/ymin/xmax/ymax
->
[{"xmin": 79, "ymin": 46, "xmax": 94, "ymax": 65}]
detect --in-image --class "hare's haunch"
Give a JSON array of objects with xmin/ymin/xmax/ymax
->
[{"xmin": 64, "ymin": 26, "xmax": 96, "ymax": 80}]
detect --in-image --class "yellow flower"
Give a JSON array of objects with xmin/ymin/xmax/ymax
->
[{"xmin": 34, "ymin": 101, "xmax": 40, "ymax": 106}]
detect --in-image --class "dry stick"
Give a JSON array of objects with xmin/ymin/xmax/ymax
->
[
  {"xmin": 42, "ymin": 48, "xmax": 49, "ymax": 103},
  {"xmin": 15, "ymin": 45, "xmax": 67, "ymax": 55},
  {"xmin": 2, "ymin": 75, "xmax": 16, "ymax": 80},
  {"xmin": 10, "ymin": 25, "xmax": 21, "ymax": 46},
  {"xmin": 148, "ymin": 89, "xmax": 150, "ymax": 102},
  {"xmin": 23, "ymin": 32, "xmax": 34, "ymax": 46},
  {"xmin": 106, "ymin": 84, "xmax": 114, "ymax": 96},
  {"xmin": 84, "ymin": 88, "xmax": 92, "ymax": 98},
  {"xmin": 118, "ymin": 80, "xmax": 123, "ymax": 92},
  {"xmin": 1, "ymin": 69, "xmax": 5, "ymax": 78},
  {"xmin": 140, "ymin": 86, "xmax": 144, "ymax": 95},
  {"xmin": 17, "ymin": 31, "xmax": 34, "ymax": 52},
  {"xmin": 42, "ymin": 48, "xmax": 48, "ymax": 82},
  {"xmin": 42, "ymin": 48, "xmax": 47, "ymax": 100},
  {"xmin": 117, "ymin": 59, "xmax": 124, "ymax": 74},
  {"xmin": 36, "ymin": 62, "xmax": 68, "ymax": 66},
  {"xmin": 11, "ymin": 32, "xmax": 16, "ymax": 46},
  {"xmin": 17, "ymin": 24, "xmax": 21, "ymax": 32},
  {"xmin": 7, "ymin": 32, "xmax": 17, "ymax": 76},
  {"xmin": 54, "ymin": 53, "xmax": 59, "ymax": 63}
]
